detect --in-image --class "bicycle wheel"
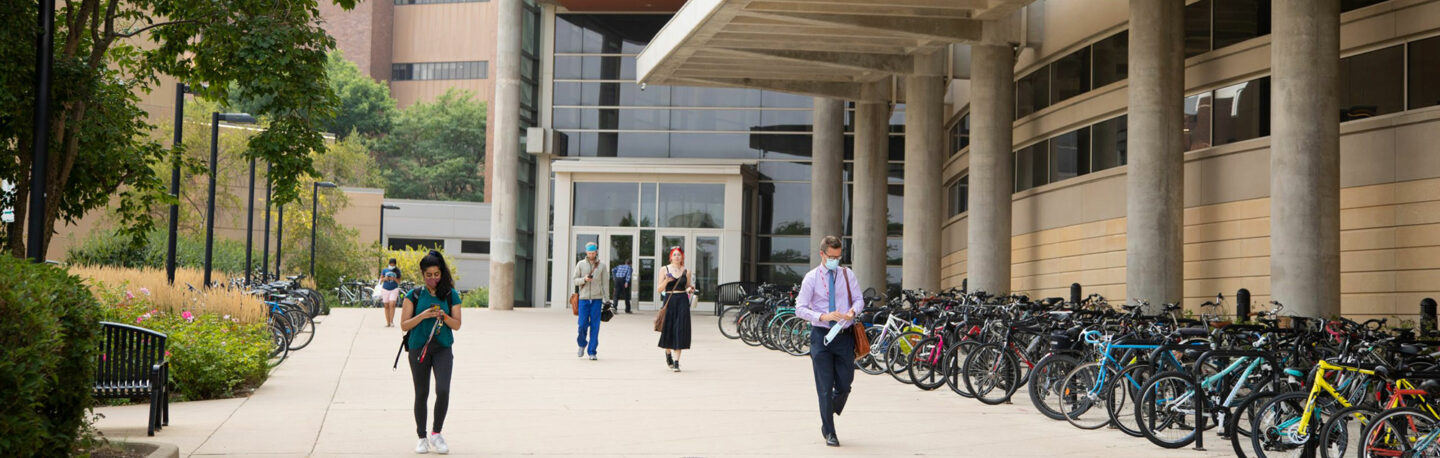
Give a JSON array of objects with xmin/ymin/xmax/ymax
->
[
  {"xmin": 1229, "ymin": 391, "xmax": 1279, "ymax": 458},
  {"xmin": 718, "ymin": 306, "xmax": 741, "ymax": 339},
  {"xmin": 285, "ymin": 307, "xmax": 316, "ymax": 351},
  {"xmin": 1319, "ymin": 405, "xmax": 1377, "ymax": 458},
  {"xmin": 1059, "ymin": 362, "xmax": 1115, "ymax": 430},
  {"xmin": 945, "ymin": 340, "xmax": 982, "ymax": 398},
  {"xmin": 1027, "ymin": 354, "xmax": 1081, "ymax": 420},
  {"xmin": 761, "ymin": 317, "xmax": 784, "ymax": 351},
  {"xmin": 1360, "ymin": 407, "xmax": 1440, "ymax": 458},
  {"xmin": 907, "ymin": 336, "xmax": 947, "ymax": 391},
  {"xmin": 964, "ymin": 342, "xmax": 1022, "ymax": 405},
  {"xmin": 267, "ymin": 318, "xmax": 291, "ymax": 366},
  {"xmin": 1136, "ymin": 371, "xmax": 1202, "ymax": 448},
  {"xmin": 782, "ymin": 317, "xmax": 810, "ymax": 357},
  {"xmin": 1107, "ymin": 363, "xmax": 1154, "ymax": 437},
  {"xmin": 739, "ymin": 313, "xmax": 764, "ymax": 347},
  {"xmin": 886, "ymin": 331, "xmax": 926, "ymax": 384},
  {"xmin": 1250, "ymin": 391, "xmax": 1314, "ymax": 458},
  {"xmin": 857, "ymin": 327, "xmax": 886, "ymax": 375}
]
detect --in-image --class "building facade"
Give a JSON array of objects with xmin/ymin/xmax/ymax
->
[{"xmin": 480, "ymin": 0, "xmax": 1440, "ymax": 319}]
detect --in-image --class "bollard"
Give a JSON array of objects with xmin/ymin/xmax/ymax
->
[
  {"xmin": 1236, "ymin": 288, "xmax": 1251, "ymax": 322},
  {"xmin": 961, "ymin": 278, "xmax": 967, "ymax": 294},
  {"xmin": 1070, "ymin": 283, "xmax": 1082, "ymax": 304},
  {"xmin": 1422, "ymin": 298, "xmax": 1437, "ymax": 335}
]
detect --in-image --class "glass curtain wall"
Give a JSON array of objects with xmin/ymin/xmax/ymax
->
[
  {"xmin": 512, "ymin": 0, "xmax": 540, "ymax": 307},
  {"xmin": 550, "ymin": 13, "xmax": 906, "ymax": 296}
]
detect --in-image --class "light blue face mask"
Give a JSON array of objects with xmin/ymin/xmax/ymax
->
[{"xmin": 824, "ymin": 258, "xmax": 840, "ymax": 271}]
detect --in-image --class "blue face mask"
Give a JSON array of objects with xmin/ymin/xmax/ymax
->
[{"xmin": 824, "ymin": 258, "xmax": 840, "ymax": 271}]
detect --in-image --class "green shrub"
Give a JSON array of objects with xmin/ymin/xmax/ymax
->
[
  {"xmin": 462, "ymin": 287, "xmax": 489, "ymax": 308},
  {"xmin": 386, "ymin": 247, "xmax": 462, "ymax": 285},
  {"xmin": 66, "ymin": 228, "xmax": 260, "ymax": 276},
  {"xmin": 0, "ymin": 255, "xmax": 102, "ymax": 457},
  {"xmin": 93, "ymin": 284, "xmax": 269, "ymax": 401}
]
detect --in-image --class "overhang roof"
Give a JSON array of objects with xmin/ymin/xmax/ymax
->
[{"xmin": 636, "ymin": 0, "xmax": 1032, "ymax": 101}]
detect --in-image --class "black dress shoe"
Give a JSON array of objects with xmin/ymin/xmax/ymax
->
[{"xmin": 825, "ymin": 433, "xmax": 840, "ymax": 447}]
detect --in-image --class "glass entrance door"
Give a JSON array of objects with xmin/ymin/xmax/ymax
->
[
  {"xmin": 605, "ymin": 233, "xmax": 635, "ymax": 306},
  {"xmin": 653, "ymin": 231, "xmax": 721, "ymax": 310}
]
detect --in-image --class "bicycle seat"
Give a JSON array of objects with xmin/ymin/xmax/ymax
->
[{"xmin": 1177, "ymin": 327, "xmax": 1210, "ymax": 338}]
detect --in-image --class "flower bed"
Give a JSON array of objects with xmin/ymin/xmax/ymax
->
[{"xmin": 78, "ymin": 267, "xmax": 271, "ymax": 401}]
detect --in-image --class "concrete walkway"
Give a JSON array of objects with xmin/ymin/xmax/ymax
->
[{"xmin": 96, "ymin": 308, "xmax": 1233, "ymax": 457}]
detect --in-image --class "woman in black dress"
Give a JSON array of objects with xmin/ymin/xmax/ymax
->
[{"xmin": 656, "ymin": 246, "xmax": 693, "ymax": 372}]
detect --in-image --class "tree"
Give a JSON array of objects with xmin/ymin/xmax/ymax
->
[
  {"xmin": 0, "ymin": 0, "xmax": 354, "ymax": 258},
  {"xmin": 231, "ymin": 50, "xmax": 395, "ymax": 140},
  {"xmin": 370, "ymin": 88, "xmax": 486, "ymax": 202}
]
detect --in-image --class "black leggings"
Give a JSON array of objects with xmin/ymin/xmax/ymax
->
[{"xmin": 408, "ymin": 345, "xmax": 453, "ymax": 438}]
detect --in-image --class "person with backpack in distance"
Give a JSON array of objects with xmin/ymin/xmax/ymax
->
[
  {"xmin": 399, "ymin": 251, "xmax": 463, "ymax": 454},
  {"xmin": 573, "ymin": 242, "xmax": 608, "ymax": 360}
]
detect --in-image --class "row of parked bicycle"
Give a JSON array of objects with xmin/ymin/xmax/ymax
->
[
  {"xmin": 197, "ymin": 274, "xmax": 328, "ymax": 366},
  {"xmin": 718, "ymin": 284, "xmax": 1440, "ymax": 457}
]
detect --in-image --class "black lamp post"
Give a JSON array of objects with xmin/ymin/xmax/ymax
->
[
  {"xmin": 261, "ymin": 164, "xmax": 272, "ymax": 283},
  {"xmin": 27, "ymin": 0, "xmax": 55, "ymax": 263},
  {"xmin": 380, "ymin": 204, "xmax": 400, "ymax": 252},
  {"xmin": 203, "ymin": 112, "xmax": 257, "ymax": 288},
  {"xmin": 165, "ymin": 83, "xmax": 191, "ymax": 284},
  {"xmin": 310, "ymin": 181, "xmax": 338, "ymax": 277},
  {"xmin": 275, "ymin": 202, "xmax": 284, "ymax": 279},
  {"xmin": 244, "ymin": 153, "xmax": 257, "ymax": 286}
]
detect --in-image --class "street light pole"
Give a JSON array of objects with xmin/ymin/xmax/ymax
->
[
  {"xmin": 166, "ymin": 83, "xmax": 188, "ymax": 284},
  {"xmin": 276, "ymin": 202, "xmax": 284, "ymax": 278},
  {"xmin": 244, "ymin": 155, "xmax": 256, "ymax": 285},
  {"xmin": 310, "ymin": 181, "xmax": 337, "ymax": 277},
  {"xmin": 262, "ymin": 164, "xmax": 271, "ymax": 283},
  {"xmin": 203, "ymin": 112, "xmax": 257, "ymax": 287},
  {"xmin": 27, "ymin": 0, "xmax": 56, "ymax": 263}
]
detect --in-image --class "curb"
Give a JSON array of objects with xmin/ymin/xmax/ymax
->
[{"xmin": 133, "ymin": 441, "xmax": 180, "ymax": 458}]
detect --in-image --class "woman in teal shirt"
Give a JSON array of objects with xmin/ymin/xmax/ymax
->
[{"xmin": 399, "ymin": 251, "xmax": 463, "ymax": 454}]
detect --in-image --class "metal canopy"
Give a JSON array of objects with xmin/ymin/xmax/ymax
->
[{"xmin": 636, "ymin": 0, "xmax": 1032, "ymax": 101}]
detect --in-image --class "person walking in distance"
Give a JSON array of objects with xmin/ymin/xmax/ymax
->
[
  {"xmin": 380, "ymin": 258, "xmax": 402, "ymax": 327},
  {"xmin": 612, "ymin": 259, "xmax": 633, "ymax": 314},
  {"xmin": 795, "ymin": 236, "xmax": 863, "ymax": 447},
  {"xmin": 656, "ymin": 246, "xmax": 694, "ymax": 372},
  {"xmin": 573, "ymin": 242, "xmax": 608, "ymax": 360},
  {"xmin": 398, "ymin": 251, "xmax": 463, "ymax": 454}
]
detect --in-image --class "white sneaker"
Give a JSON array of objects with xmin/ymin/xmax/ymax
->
[
  {"xmin": 428, "ymin": 433, "xmax": 449, "ymax": 455},
  {"xmin": 414, "ymin": 438, "xmax": 430, "ymax": 454},
  {"xmin": 577, "ymin": 347, "xmax": 584, "ymax": 357}
]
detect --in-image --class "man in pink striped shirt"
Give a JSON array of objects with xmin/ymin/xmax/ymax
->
[{"xmin": 794, "ymin": 235, "xmax": 864, "ymax": 447}]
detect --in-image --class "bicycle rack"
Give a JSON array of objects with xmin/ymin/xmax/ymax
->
[{"xmin": 1189, "ymin": 350, "xmax": 1282, "ymax": 452}]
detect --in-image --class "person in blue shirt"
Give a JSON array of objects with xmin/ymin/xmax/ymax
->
[
  {"xmin": 399, "ymin": 251, "xmax": 463, "ymax": 454},
  {"xmin": 380, "ymin": 258, "xmax": 402, "ymax": 327},
  {"xmin": 612, "ymin": 259, "xmax": 633, "ymax": 314}
]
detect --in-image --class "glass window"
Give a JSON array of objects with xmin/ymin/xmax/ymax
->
[
  {"xmin": 1050, "ymin": 47, "xmax": 1092, "ymax": 104},
  {"xmin": 1185, "ymin": 0, "xmax": 1213, "ymax": 58},
  {"xmin": 1092, "ymin": 31, "xmax": 1128, "ymax": 88},
  {"xmin": 388, "ymin": 238, "xmax": 444, "ymax": 251},
  {"xmin": 886, "ymin": 238, "xmax": 903, "ymax": 265},
  {"xmin": 762, "ymin": 91, "xmax": 816, "ymax": 108},
  {"xmin": 1014, "ymin": 141, "xmax": 1046, "ymax": 192},
  {"xmin": 1342, "ymin": 0, "xmax": 1391, "ymax": 12},
  {"xmin": 1340, "ymin": 45, "xmax": 1404, "ymax": 121},
  {"xmin": 668, "ymin": 133, "xmax": 767, "ymax": 159},
  {"xmin": 948, "ymin": 175, "xmax": 968, "ymax": 217},
  {"xmin": 658, "ymin": 183, "xmax": 725, "ymax": 228},
  {"xmin": 1184, "ymin": 92, "xmax": 1213, "ymax": 150},
  {"xmin": 1050, "ymin": 128, "xmax": 1091, "ymax": 182},
  {"xmin": 887, "ymin": 185, "xmax": 904, "ymax": 236},
  {"xmin": 694, "ymin": 236, "xmax": 720, "ymax": 302},
  {"xmin": 1016, "ymin": 69, "xmax": 1050, "ymax": 118},
  {"xmin": 574, "ymin": 234, "xmax": 599, "ymax": 262},
  {"xmin": 757, "ymin": 264, "xmax": 808, "ymax": 286},
  {"xmin": 640, "ymin": 183, "xmax": 656, "ymax": 227},
  {"xmin": 758, "ymin": 236, "xmax": 811, "ymax": 263},
  {"xmin": 1213, "ymin": 0, "xmax": 1269, "ymax": 49},
  {"xmin": 1212, "ymin": 77, "xmax": 1268, "ymax": 146},
  {"xmin": 670, "ymin": 109, "xmax": 760, "ymax": 131},
  {"xmin": 1408, "ymin": 36, "xmax": 1440, "ymax": 110},
  {"xmin": 950, "ymin": 113, "xmax": 970, "ymax": 155},
  {"xmin": 757, "ymin": 161, "xmax": 812, "ymax": 181},
  {"xmin": 573, "ymin": 182, "xmax": 639, "ymax": 226},
  {"xmin": 671, "ymin": 86, "xmax": 762, "ymax": 107},
  {"xmin": 886, "ymin": 266, "xmax": 902, "ymax": 298},
  {"xmin": 460, "ymin": 240, "xmax": 490, "ymax": 254},
  {"xmin": 1092, "ymin": 115, "xmax": 1128, "ymax": 171},
  {"xmin": 640, "ymin": 229, "xmax": 655, "ymax": 256},
  {"xmin": 760, "ymin": 110, "xmax": 812, "ymax": 128},
  {"xmin": 556, "ymin": 14, "xmax": 668, "ymax": 54},
  {"xmin": 760, "ymin": 182, "xmax": 810, "ymax": 234}
]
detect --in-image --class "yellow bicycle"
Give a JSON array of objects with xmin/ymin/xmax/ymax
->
[{"xmin": 1250, "ymin": 359, "xmax": 1387, "ymax": 457}]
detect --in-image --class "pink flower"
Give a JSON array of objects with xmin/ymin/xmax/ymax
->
[
  {"xmin": 101, "ymin": 353, "xmax": 107, "ymax": 362},
  {"xmin": 182, "ymin": 311, "xmax": 195, "ymax": 322},
  {"xmin": 139, "ymin": 287, "xmax": 151, "ymax": 296},
  {"xmin": 125, "ymin": 290, "xmax": 135, "ymax": 300},
  {"xmin": 136, "ymin": 315, "xmax": 145, "ymax": 323},
  {"xmin": 164, "ymin": 351, "xmax": 172, "ymax": 358}
]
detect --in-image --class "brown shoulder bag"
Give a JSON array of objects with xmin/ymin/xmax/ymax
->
[{"xmin": 844, "ymin": 268, "xmax": 872, "ymax": 360}]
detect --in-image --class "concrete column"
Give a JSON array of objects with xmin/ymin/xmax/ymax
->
[
  {"xmin": 1271, "ymin": 0, "xmax": 1341, "ymax": 318},
  {"xmin": 967, "ymin": 43, "xmax": 1015, "ymax": 295},
  {"xmin": 810, "ymin": 97, "xmax": 845, "ymax": 264},
  {"xmin": 853, "ymin": 100, "xmax": 890, "ymax": 294},
  {"xmin": 903, "ymin": 54, "xmax": 945, "ymax": 292},
  {"xmin": 1125, "ymin": 0, "xmax": 1185, "ymax": 311},
  {"xmin": 488, "ymin": 0, "xmax": 521, "ymax": 310}
]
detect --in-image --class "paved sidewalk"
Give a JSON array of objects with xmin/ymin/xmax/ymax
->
[{"xmin": 97, "ymin": 308, "xmax": 1233, "ymax": 457}]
